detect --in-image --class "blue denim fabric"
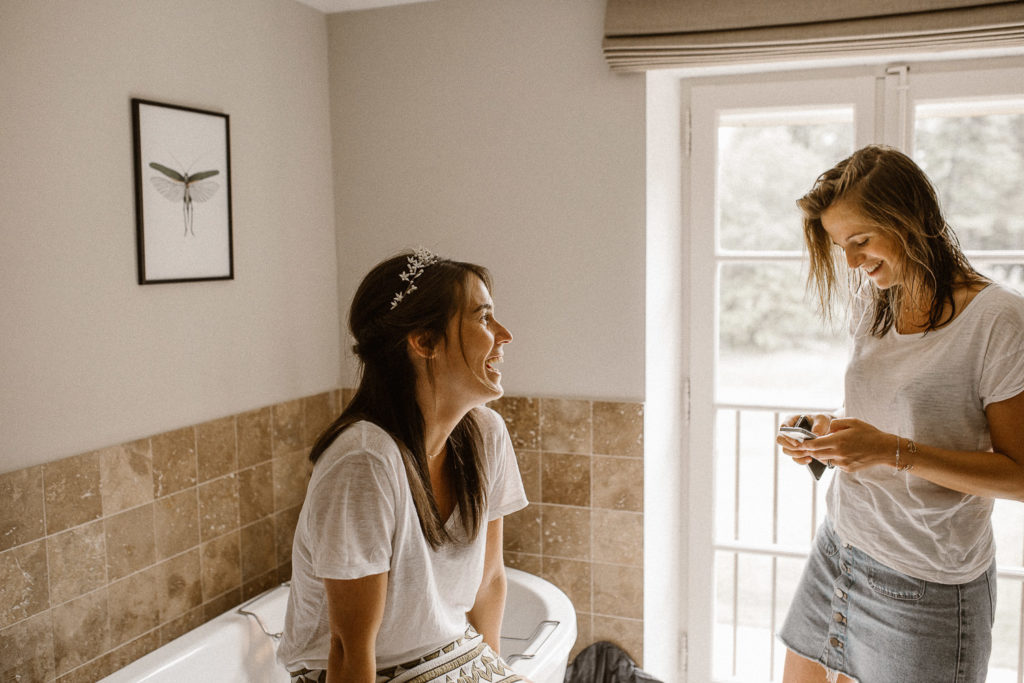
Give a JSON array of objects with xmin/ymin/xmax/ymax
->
[{"xmin": 779, "ymin": 520, "xmax": 996, "ymax": 683}]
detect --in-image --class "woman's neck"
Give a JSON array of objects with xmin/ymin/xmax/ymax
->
[
  {"xmin": 415, "ymin": 388, "xmax": 469, "ymax": 461},
  {"xmin": 894, "ymin": 280, "xmax": 986, "ymax": 333}
]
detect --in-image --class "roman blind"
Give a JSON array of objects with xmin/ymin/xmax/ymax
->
[{"xmin": 603, "ymin": 0, "xmax": 1024, "ymax": 71}]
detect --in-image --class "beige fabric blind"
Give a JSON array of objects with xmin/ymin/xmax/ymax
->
[{"xmin": 603, "ymin": 0, "xmax": 1024, "ymax": 71}]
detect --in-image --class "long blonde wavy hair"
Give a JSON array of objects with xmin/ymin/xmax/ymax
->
[{"xmin": 797, "ymin": 145, "xmax": 984, "ymax": 336}]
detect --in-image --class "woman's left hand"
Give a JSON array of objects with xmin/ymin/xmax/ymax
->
[{"xmin": 791, "ymin": 417, "xmax": 895, "ymax": 472}]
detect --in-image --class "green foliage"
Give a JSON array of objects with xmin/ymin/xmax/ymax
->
[{"xmin": 716, "ymin": 111, "xmax": 1024, "ymax": 354}]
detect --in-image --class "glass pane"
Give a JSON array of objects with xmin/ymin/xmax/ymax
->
[
  {"xmin": 714, "ymin": 552, "xmax": 777, "ymax": 682},
  {"xmin": 718, "ymin": 108, "xmax": 854, "ymax": 252},
  {"xmin": 993, "ymin": 498, "xmax": 1024, "ymax": 568},
  {"xmin": 978, "ymin": 262, "xmax": 1024, "ymax": 295},
  {"xmin": 990, "ymin": 578, "xmax": 1022, "ymax": 682},
  {"xmin": 914, "ymin": 99, "xmax": 1024, "ymax": 252},
  {"xmin": 715, "ymin": 408, "xmax": 831, "ymax": 547},
  {"xmin": 718, "ymin": 262, "xmax": 848, "ymax": 408}
]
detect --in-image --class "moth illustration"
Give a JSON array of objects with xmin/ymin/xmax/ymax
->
[{"xmin": 148, "ymin": 161, "xmax": 220, "ymax": 236}]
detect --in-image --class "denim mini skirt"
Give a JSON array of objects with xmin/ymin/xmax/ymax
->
[{"xmin": 779, "ymin": 519, "xmax": 996, "ymax": 683}]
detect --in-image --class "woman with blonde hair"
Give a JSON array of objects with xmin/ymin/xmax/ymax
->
[
  {"xmin": 777, "ymin": 145, "xmax": 1024, "ymax": 682},
  {"xmin": 277, "ymin": 248, "xmax": 528, "ymax": 683}
]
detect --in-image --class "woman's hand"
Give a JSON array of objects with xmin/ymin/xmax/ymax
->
[
  {"xmin": 780, "ymin": 417, "xmax": 895, "ymax": 472},
  {"xmin": 777, "ymin": 413, "xmax": 833, "ymax": 466}
]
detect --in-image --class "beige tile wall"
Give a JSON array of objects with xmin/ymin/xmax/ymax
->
[
  {"xmin": 490, "ymin": 396, "xmax": 645, "ymax": 666},
  {"xmin": 0, "ymin": 391, "xmax": 339, "ymax": 682},
  {"xmin": 0, "ymin": 391, "xmax": 644, "ymax": 680}
]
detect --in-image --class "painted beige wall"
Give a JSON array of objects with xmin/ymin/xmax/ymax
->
[
  {"xmin": 327, "ymin": 0, "xmax": 647, "ymax": 400},
  {"xmin": 0, "ymin": 0, "xmax": 340, "ymax": 473},
  {"xmin": 0, "ymin": 0, "xmax": 646, "ymax": 472}
]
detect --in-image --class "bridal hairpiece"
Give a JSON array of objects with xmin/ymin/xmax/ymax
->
[{"xmin": 390, "ymin": 248, "xmax": 439, "ymax": 309}]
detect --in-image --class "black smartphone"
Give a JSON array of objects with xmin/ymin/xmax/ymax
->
[{"xmin": 778, "ymin": 416, "xmax": 827, "ymax": 480}]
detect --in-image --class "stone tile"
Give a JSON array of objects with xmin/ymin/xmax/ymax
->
[
  {"xmin": 151, "ymin": 427, "xmax": 197, "ymax": 498},
  {"xmin": 502, "ymin": 504, "xmax": 541, "ymax": 555},
  {"xmin": 540, "ymin": 557, "xmax": 592, "ymax": 613},
  {"xmin": 515, "ymin": 450, "xmax": 540, "ymax": 503},
  {"xmin": 242, "ymin": 569, "xmax": 279, "ymax": 602},
  {"xmin": 198, "ymin": 474, "xmax": 239, "ymax": 541},
  {"xmin": 273, "ymin": 506, "xmax": 302, "ymax": 567},
  {"xmin": 98, "ymin": 439, "xmax": 153, "ymax": 517},
  {"xmin": 541, "ymin": 452, "xmax": 590, "ymax": 507},
  {"xmin": 303, "ymin": 392, "xmax": 338, "ymax": 448},
  {"xmin": 272, "ymin": 399, "xmax": 304, "ymax": 455},
  {"xmin": 57, "ymin": 630, "xmax": 159, "ymax": 683},
  {"xmin": 592, "ymin": 456, "xmax": 643, "ymax": 512},
  {"xmin": 593, "ymin": 401, "xmax": 644, "ymax": 457},
  {"xmin": 47, "ymin": 520, "xmax": 106, "ymax": 605},
  {"xmin": 238, "ymin": 462, "xmax": 274, "ymax": 525},
  {"xmin": 0, "ymin": 610, "xmax": 55, "ymax": 682},
  {"xmin": 0, "ymin": 464, "xmax": 45, "ymax": 552},
  {"xmin": 489, "ymin": 395, "xmax": 540, "ymax": 450},
  {"xmin": 592, "ymin": 563, "xmax": 643, "ymax": 620},
  {"xmin": 541, "ymin": 504, "xmax": 590, "ymax": 560},
  {"xmin": 157, "ymin": 549, "xmax": 202, "ymax": 623},
  {"xmin": 43, "ymin": 451, "xmax": 102, "ymax": 535},
  {"xmin": 51, "ymin": 588, "xmax": 109, "ymax": 676},
  {"xmin": 503, "ymin": 552, "xmax": 542, "ymax": 575},
  {"xmin": 539, "ymin": 399, "xmax": 591, "ymax": 454},
  {"xmin": 107, "ymin": 567, "xmax": 159, "ymax": 646},
  {"xmin": 154, "ymin": 489, "xmax": 199, "ymax": 560},
  {"xmin": 196, "ymin": 416, "xmax": 237, "ymax": 483},
  {"xmin": 159, "ymin": 606, "xmax": 203, "ymax": 646},
  {"xmin": 0, "ymin": 540, "xmax": 49, "ymax": 629},
  {"xmin": 591, "ymin": 614, "xmax": 644, "ymax": 667},
  {"xmin": 570, "ymin": 611, "xmax": 592, "ymax": 663},
  {"xmin": 591, "ymin": 509, "xmax": 643, "ymax": 566},
  {"xmin": 237, "ymin": 407, "xmax": 272, "ymax": 468},
  {"xmin": 240, "ymin": 518, "xmax": 277, "ymax": 581},
  {"xmin": 200, "ymin": 531, "xmax": 241, "ymax": 600},
  {"xmin": 203, "ymin": 588, "xmax": 241, "ymax": 622},
  {"xmin": 273, "ymin": 450, "xmax": 311, "ymax": 512},
  {"xmin": 105, "ymin": 504, "xmax": 156, "ymax": 582}
]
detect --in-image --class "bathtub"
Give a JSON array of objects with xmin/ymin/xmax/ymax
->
[{"xmin": 101, "ymin": 567, "xmax": 576, "ymax": 683}]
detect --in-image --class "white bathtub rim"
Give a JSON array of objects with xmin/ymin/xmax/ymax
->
[{"xmin": 101, "ymin": 568, "xmax": 575, "ymax": 683}]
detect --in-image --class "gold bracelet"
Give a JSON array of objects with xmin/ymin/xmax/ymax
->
[{"xmin": 895, "ymin": 436, "xmax": 917, "ymax": 472}]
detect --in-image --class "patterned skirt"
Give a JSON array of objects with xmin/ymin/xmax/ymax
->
[{"xmin": 289, "ymin": 627, "xmax": 523, "ymax": 683}]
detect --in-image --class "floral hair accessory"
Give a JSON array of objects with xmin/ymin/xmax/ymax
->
[{"xmin": 390, "ymin": 247, "xmax": 439, "ymax": 309}]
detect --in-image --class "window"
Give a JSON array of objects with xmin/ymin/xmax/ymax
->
[{"xmin": 684, "ymin": 61, "xmax": 1024, "ymax": 682}]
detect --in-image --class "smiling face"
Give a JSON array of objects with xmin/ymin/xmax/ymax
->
[
  {"xmin": 434, "ymin": 275, "xmax": 513, "ymax": 408},
  {"xmin": 820, "ymin": 198, "xmax": 904, "ymax": 290}
]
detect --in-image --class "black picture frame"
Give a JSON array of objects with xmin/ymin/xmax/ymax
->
[{"xmin": 131, "ymin": 98, "xmax": 234, "ymax": 284}]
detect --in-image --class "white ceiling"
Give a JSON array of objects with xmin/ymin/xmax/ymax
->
[{"xmin": 293, "ymin": 0, "xmax": 435, "ymax": 13}]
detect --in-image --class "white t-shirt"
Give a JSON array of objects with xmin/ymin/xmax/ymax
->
[
  {"xmin": 276, "ymin": 406, "xmax": 528, "ymax": 672},
  {"xmin": 831, "ymin": 282, "xmax": 1024, "ymax": 584}
]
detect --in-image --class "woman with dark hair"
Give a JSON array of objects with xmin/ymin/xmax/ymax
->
[
  {"xmin": 277, "ymin": 249, "xmax": 528, "ymax": 683},
  {"xmin": 776, "ymin": 145, "xmax": 1024, "ymax": 682}
]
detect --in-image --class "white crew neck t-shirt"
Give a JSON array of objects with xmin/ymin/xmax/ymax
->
[
  {"xmin": 830, "ymin": 282, "xmax": 1024, "ymax": 584},
  {"xmin": 276, "ymin": 406, "xmax": 528, "ymax": 672}
]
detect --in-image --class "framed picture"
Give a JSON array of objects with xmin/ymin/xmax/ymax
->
[{"xmin": 131, "ymin": 98, "xmax": 233, "ymax": 284}]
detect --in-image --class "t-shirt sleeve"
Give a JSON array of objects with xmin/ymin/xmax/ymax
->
[
  {"xmin": 480, "ymin": 408, "xmax": 528, "ymax": 521},
  {"xmin": 306, "ymin": 450, "xmax": 396, "ymax": 580},
  {"xmin": 979, "ymin": 295, "xmax": 1024, "ymax": 407}
]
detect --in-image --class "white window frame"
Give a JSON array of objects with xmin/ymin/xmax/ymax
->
[{"xmin": 643, "ymin": 55, "xmax": 1024, "ymax": 683}]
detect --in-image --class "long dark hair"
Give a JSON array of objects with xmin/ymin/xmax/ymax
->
[
  {"xmin": 798, "ymin": 145, "xmax": 983, "ymax": 336},
  {"xmin": 310, "ymin": 250, "xmax": 492, "ymax": 549}
]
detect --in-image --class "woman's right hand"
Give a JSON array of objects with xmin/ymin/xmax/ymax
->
[{"xmin": 777, "ymin": 414, "xmax": 832, "ymax": 465}]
